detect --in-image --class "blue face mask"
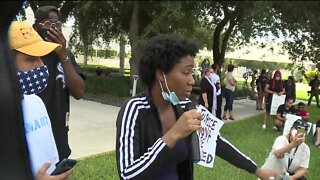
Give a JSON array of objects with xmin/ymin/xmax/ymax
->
[
  {"xmin": 159, "ymin": 73, "xmax": 180, "ymax": 105},
  {"xmin": 17, "ymin": 65, "xmax": 49, "ymax": 95}
]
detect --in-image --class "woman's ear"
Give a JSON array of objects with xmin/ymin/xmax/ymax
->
[{"xmin": 155, "ymin": 69, "xmax": 165, "ymax": 82}]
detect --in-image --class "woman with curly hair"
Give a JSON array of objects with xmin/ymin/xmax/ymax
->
[{"xmin": 115, "ymin": 34, "xmax": 278, "ymax": 180}]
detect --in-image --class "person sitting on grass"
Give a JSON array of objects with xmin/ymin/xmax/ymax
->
[
  {"xmin": 274, "ymin": 96, "xmax": 296, "ymax": 131},
  {"xmin": 261, "ymin": 119, "xmax": 310, "ymax": 180},
  {"xmin": 296, "ymin": 102, "xmax": 309, "ymax": 121}
]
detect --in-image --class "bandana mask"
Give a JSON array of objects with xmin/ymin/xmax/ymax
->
[
  {"xmin": 159, "ymin": 73, "xmax": 180, "ymax": 105},
  {"xmin": 17, "ymin": 65, "xmax": 49, "ymax": 95}
]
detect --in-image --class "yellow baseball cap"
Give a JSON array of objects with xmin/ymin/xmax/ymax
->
[{"xmin": 9, "ymin": 21, "xmax": 61, "ymax": 57}]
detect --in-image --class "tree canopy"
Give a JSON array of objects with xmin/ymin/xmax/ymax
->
[{"xmin": 24, "ymin": 1, "xmax": 320, "ymax": 74}]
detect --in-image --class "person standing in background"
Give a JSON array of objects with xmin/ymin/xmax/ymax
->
[
  {"xmin": 262, "ymin": 70, "xmax": 285, "ymax": 129},
  {"xmin": 198, "ymin": 68, "xmax": 216, "ymax": 114},
  {"xmin": 33, "ymin": 6, "xmax": 86, "ymax": 161},
  {"xmin": 211, "ymin": 64, "xmax": 222, "ymax": 119},
  {"xmin": 307, "ymin": 75, "xmax": 320, "ymax": 107},
  {"xmin": 223, "ymin": 64, "xmax": 237, "ymax": 120},
  {"xmin": 284, "ymin": 75, "xmax": 296, "ymax": 103},
  {"xmin": 256, "ymin": 69, "xmax": 268, "ymax": 110}
]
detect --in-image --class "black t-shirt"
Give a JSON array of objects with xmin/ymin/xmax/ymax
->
[
  {"xmin": 198, "ymin": 77, "xmax": 213, "ymax": 112},
  {"xmin": 309, "ymin": 79, "xmax": 320, "ymax": 92},
  {"xmin": 37, "ymin": 50, "xmax": 84, "ymax": 160},
  {"xmin": 276, "ymin": 104, "xmax": 296, "ymax": 118}
]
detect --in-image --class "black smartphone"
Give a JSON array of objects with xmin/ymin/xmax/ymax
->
[{"xmin": 50, "ymin": 158, "xmax": 77, "ymax": 176}]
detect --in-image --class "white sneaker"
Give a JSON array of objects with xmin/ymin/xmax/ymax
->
[
  {"xmin": 262, "ymin": 124, "xmax": 266, "ymax": 129},
  {"xmin": 273, "ymin": 126, "xmax": 279, "ymax": 131}
]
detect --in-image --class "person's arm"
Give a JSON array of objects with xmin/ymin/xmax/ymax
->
[
  {"xmin": 276, "ymin": 106, "xmax": 285, "ymax": 122},
  {"xmin": 201, "ymin": 93, "xmax": 209, "ymax": 108},
  {"xmin": 47, "ymin": 27, "xmax": 85, "ymax": 100},
  {"xmin": 265, "ymin": 84, "xmax": 273, "ymax": 94},
  {"xmin": 228, "ymin": 74, "xmax": 236, "ymax": 86},
  {"xmin": 61, "ymin": 51, "xmax": 85, "ymax": 99},
  {"xmin": 216, "ymin": 136, "xmax": 281, "ymax": 178},
  {"xmin": 216, "ymin": 136, "xmax": 257, "ymax": 173},
  {"xmin": 276, "ymin": 113, "xmax": 285, "ymax": 122},
  {"xmin": 290, "ymin": 167, "xmax": 307, "ymax": 180}
]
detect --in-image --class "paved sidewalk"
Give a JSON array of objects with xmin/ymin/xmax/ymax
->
[{"xmin": 68, "ymin": 97, "xmax": 263, "ymax": 159}]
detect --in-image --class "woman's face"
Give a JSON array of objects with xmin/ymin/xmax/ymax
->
[
  {"xmin": 285, "ymin": 99, "xmax": 294, "ymax": 108},
  {"xmin": 14, "ymin": 52, "xmax": 43, "ymax": 72},
  {"xmin": 164, "ymin": 55, "xmax": 195, "ymax": 99}
]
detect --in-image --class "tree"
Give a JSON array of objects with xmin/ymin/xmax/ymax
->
[
  {"xmin": 272, "ymin": 1, "xmax": 320, "ymax": 69},
  {"xmin": 195, "ymin": 1, "xmax": 286, "ymax": 67},
  {"xmin": 70, "ymin": 1, "xmax": 210, "ymax": 79},
  {"xmin": 69, "ymin": 1, "xmax": 119, "ymax": 65}
]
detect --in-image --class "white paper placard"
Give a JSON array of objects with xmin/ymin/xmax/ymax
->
[
  {"xmin": 283, "ymin": 114, "xmax": 312, "ymax": 135},
  {"xmin": 195, "ymin": 105, "xmax": 224, "ymax": 168},
  {"xmin": 270, "ymin": 94, "xmax": 286, "ymax": 115}
]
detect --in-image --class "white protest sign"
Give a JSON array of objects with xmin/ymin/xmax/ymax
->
[
  {"xmin": 283, "ymin": 114, "xmax": 312, "ymax": 135},
  {"xmin": 270, "ymin": 94, "xmax": 286, "ymax": 115},
  {"xmin": 195, "ymin": 105, "xmax": 224, "ymax": 168}
]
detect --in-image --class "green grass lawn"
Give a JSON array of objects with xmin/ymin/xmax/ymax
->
[{"xmin": 69, "ymin": 105, "xmax": 320, "ymax": 180}]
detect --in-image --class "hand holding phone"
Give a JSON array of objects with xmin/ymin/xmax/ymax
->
[{"xmin": 50, "ymin": 159, "xmax": 77, "ymax": 176}]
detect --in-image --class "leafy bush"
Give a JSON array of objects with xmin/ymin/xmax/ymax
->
[
  {"xmin": 303, "ymin": 70, "xmax": 319, "ymax": 83},
  {"xmin": 84, "ymin": 75, "xmax": 131, "ymax": 97}
]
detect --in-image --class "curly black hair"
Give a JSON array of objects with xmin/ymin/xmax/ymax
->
[{"xmin": 139, "ymin": 34, "xmax": 199, "ymax": 87}]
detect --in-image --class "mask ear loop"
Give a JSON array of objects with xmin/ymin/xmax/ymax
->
[
  {"xmin": 159, "ymin": 80, "xmax": 165, "ymax": 92},
  {"xmin": 163, "ymin": 73, "xmax": 172, "ymax": 93}
]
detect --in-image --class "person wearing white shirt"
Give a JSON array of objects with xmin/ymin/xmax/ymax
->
[
  {"xmin": 210, "ymin": 64, "xmax": 222, "ymax": 119},
  {"xmin": 9, "ymin": 21, "xmax": 73, "ymax": 179},
  {"xmin": 261, "ymin": 119, "xmax": 310, "ymax": 180}
]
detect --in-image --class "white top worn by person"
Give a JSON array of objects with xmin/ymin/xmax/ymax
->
[
  {"xmin": 261, "ymin": 119, "xmax": 310, "ymax": 179},
  {"xmin": 9, "ymin": 21, "xmax": 73, "ymax": 179}
]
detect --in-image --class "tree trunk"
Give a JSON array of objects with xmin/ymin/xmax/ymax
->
[
  {"xmin": 119, "ymin": 34, "xmax": 125, "ymax": 74},
  {"xmin": 129, "ymin": 1, "xmax": 140, "ymax": 78},
  {"xmin": 212, "ymin": 15, "xmax": 229, "ymax": 67},
  {"xmin": 83, "ymin": 53, "xmax": 88, "ymax": 65}
]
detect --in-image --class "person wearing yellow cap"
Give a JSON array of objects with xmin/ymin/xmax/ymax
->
[{"xmin": 9, "ymin": 21, "xmax": 72, "ymax": 179}]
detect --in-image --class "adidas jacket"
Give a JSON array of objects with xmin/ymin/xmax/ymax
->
[{"xmin": 116, "ymin": 91, "xmax": 258, "ymax": 180}]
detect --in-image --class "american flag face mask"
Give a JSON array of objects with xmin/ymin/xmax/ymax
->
[{"xmin": 17, "ymin": 65, "xmax": 49, "ymax": 95}]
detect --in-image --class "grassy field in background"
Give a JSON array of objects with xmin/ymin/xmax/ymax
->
[{"xmin": 69, "ymin": 105, "xmax": 320, "ymax": 180}]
